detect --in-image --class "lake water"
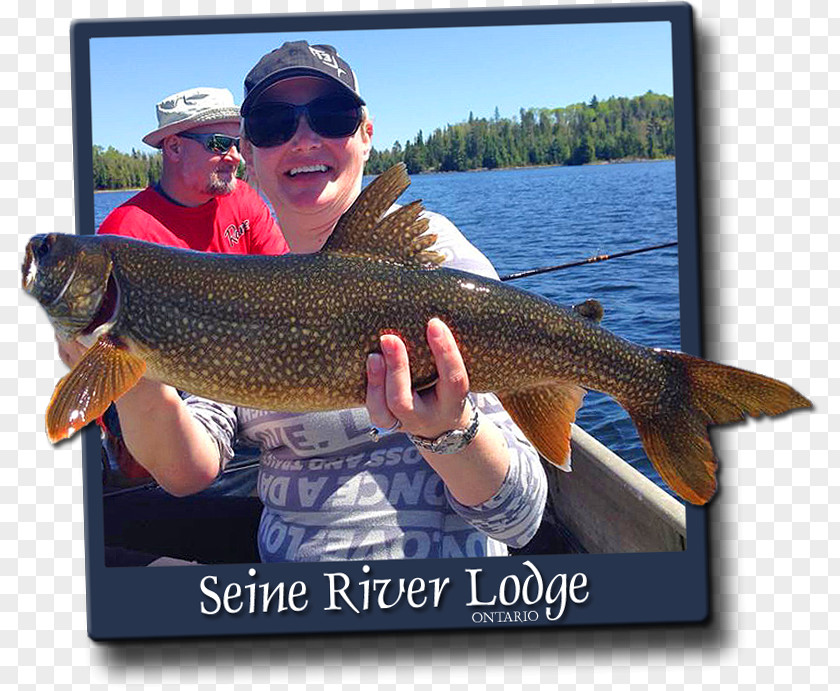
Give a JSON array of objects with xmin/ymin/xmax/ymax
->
[{"xmin": 93, "ymin": 160, "xmax": 680, "ymax": 495}]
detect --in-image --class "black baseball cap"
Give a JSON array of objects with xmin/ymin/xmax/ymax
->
[{"xmin": 241, "ymin": 41, "xmax": 365, "ymax": 116}]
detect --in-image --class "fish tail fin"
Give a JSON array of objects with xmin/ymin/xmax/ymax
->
[
  {"xmin": 626, "ymin": 351, "xmax": 812, "ymax": 505},
  {"xmin": 498, "ymin": 382, "xmax": 588, "ymax": 472},
  {"xmin": 46, "ymin": 335, "xmax": 145, "ymax": 442}
]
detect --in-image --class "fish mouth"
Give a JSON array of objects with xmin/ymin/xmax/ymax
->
[
  {"xmin": 286, "ymin": 163, "xmax": 331, "ymax": 178},
  {"xmin": 22, "ymin": 234, "xmax": 78, "ymax": 306},
  {"xmin": 22, "ymin": 234, "xmax": 56, "ymax": 295},
  {"xmin": 80, "ymin": 273, "xmax": 120, "ymax": 337},
  {"xmin": 21, "ymin": 242, "xmax": 36, "ymax": 293}
]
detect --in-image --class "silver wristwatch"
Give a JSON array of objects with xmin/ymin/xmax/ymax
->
[{"xmin": 406, "ymin": 405, "xmax": 481, "ymax": 455}]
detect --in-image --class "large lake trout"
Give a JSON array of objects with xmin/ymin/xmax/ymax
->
[{"xmin": 22, "ymin": 164, "xmax": 810, "ymax": 504}]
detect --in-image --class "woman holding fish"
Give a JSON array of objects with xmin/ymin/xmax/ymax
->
[
  {"xmin": 66, "ymin": 42, "xmax": 548, "ymax": 561},
  {"xmin": 31, "ymin": 40, "xmax": 811, "ymax": 554}
]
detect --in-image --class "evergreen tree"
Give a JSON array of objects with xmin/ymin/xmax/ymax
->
[
  {"xmin": 569, "ymin": 132, "xmax": 595, "ymax": 166},
  {"xmin": 92, "ymin": 145, "xmax": 162, "ymax": 190}
]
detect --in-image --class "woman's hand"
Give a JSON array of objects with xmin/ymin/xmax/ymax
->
[
  {"xmin": 365, "ymin": 318, "xmax": 472, "ymax": 440},
  {"xmin": 365, "ymin": 317, "xmax": 509, "ymax": 507},
  {"xmin": 55, "ymin": 335, "xmax": 87, "ymax": 369}
]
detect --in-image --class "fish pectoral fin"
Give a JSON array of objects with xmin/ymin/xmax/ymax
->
[
  {"xmin": 498, "ymin": 382, "xmax": 587, "ymax": 471},
  {"xmin": 46, "ymin": 336, "xmax": 146, "ymax": 443},
  {"xmin": 323, "ymin": 163, "xmax": 446, "ymax": 268}
]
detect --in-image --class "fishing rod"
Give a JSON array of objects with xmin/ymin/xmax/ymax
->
[{"xmin": 499, "ymin": 241, "xmax": 678, "ymax": 282}]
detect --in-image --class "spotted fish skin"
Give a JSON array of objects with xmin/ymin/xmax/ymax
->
[
  {"xmin": 21, "ymin": 164, "xmax": 811, "ymax": 504},
  {"xmin": 95, "ymin": 236, "xmax": 655, "ymax": 409}
]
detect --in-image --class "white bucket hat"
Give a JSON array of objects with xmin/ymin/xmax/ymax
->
[{"xmin": 142, "ymin": 87, "xmax": 241, "ymax": 149}]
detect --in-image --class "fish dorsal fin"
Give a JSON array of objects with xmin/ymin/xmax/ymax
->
[{"xmin": 322, "ymin": 163, "xmax": 445, "ymax": 267}]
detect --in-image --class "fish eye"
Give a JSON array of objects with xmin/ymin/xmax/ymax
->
[{"xmin": 34, "ymin": 235, "xmax": 53, "ymax": 261}]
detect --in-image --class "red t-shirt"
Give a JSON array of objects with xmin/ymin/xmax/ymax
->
[{"xmin": 97, "ymin": 181, "xmax": 288, "ymax": 255}]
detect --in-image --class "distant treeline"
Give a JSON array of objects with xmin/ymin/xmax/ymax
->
[
  {"xmin": 94, "ymin": 92, "xmax": 673, "ymax": 189},
  {"xmin": 367, "ymin": 92, "xmax": 674, "ymax": 175},
  {"xmin": 93, "ymin": 145, "xmax": 162, "ymax": 191}
]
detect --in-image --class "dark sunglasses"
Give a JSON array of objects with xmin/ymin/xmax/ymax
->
[
  {"xmin": 244, "ymin": 94, "xmax": 363, "ymax": 149},
  {"xmin": 179, "ymin": 132, "xmax": 241, "ymax": 155}
]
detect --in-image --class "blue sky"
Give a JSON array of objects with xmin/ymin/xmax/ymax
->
[{"xmin": 90, "ymin": 21, "xmax": 673, "ymax": 154}]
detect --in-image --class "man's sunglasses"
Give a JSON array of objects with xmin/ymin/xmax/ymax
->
[
  {"xmin": 179, "ymin": 132, "xmax": 241, "ymax": 155},
  {"xmin": 244, "ymin": 94, "xmax": 363, "ymax": 149}
]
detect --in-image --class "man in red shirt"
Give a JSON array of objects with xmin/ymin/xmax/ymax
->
[
  {"xmin": 98, "ymin": 86, "xmax": 287, "ymax": 255},
  {"xmin": 87, "ymin": 87, "xmax": 288, "ymax": 564}
]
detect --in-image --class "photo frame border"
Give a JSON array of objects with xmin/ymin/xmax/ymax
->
[{"xmin": 70, "ymin": 2, "xmax": 708, "ymax": 640}]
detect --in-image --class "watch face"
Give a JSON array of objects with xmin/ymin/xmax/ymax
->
[
  {"xmin": 433, "ymin": 431, "xmax": 464, "ymax": 454},
  {"xmin": 405, "ymin": 406, "xmax": 479, "ymax": 454}
]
